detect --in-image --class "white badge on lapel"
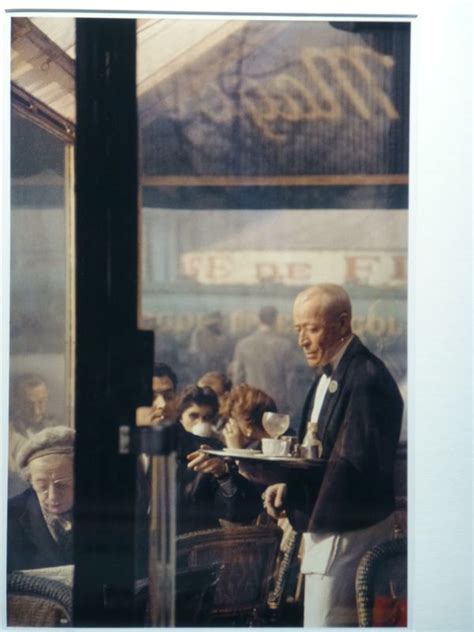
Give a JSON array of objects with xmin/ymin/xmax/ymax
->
[{"xmin": 328, "ymin": 380, "xmax": 338, "ymax": 394}]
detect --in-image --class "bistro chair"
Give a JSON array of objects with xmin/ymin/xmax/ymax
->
[
  {"xmin": 177, "ymin": 524, "xmax": 282, "ymax": 626},
  {"xmin": 7, "ymin": 571, "xmax": 73, "ymax": 627},
  {"xmin": 266, "ymin": 524, "xmax": 304, "ymax": 626},
  {"xmin": 355, "ymin": 536, "xmax": 407, "ymax": 627}
]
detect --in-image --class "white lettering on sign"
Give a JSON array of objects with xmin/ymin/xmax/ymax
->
[{"xmin": 181, "ymin": 250, "xmax": 407, "ymax": 287}]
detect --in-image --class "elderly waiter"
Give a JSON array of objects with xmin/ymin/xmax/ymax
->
[{"xmin": 263, "ymin": 283, "xmax": 403, "ymax": 627}]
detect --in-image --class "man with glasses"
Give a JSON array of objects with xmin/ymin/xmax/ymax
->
[{"xmin": 7, "ymin": 426, "xmax": 75, "ymax": 571}]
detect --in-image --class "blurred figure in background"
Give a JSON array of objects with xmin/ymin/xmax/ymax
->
[
  {"xmin": 9, "ymin": 373, "xmax": 54, "ymax": 433},
  {"xmin": 8, "ymin": 426, "xmax": 75, "ymax": 571},
  {"xmin": 232, "ymin": 306, "xmax": 295, "ymax": 414},
  {"xmin": 8, "ymin": 373, "xmax": 57, "ymax": 497},
  {"xmin": 188, "ymin": 311, "xmax": 232, "ymax": 379}
]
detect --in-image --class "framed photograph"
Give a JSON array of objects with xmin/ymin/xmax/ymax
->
[{"xmin": 1, "ymin": 1, "xmax": 471, "ymax": 630}]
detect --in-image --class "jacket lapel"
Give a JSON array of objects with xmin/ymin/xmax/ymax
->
[
  {"xmin": 318, "ymin": 336, "xmax": 363, "ymax": 443},
  {"xmin": 298, "ymin": 376, "xmax": 320, "ymax": 442}
]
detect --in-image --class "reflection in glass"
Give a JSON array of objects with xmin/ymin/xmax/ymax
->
[
  {"xmin": 9, "ymin": 113, "xmax": 70, "ymax": 498},
  {"xmin": 136, "ymin": 18, "xmax": 409, "ymax": 626}
]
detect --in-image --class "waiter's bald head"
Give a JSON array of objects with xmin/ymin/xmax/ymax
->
[
  {"xmin": 295, "ymin": 284, "xmax": 352, "ymax": 322},
  {"xmin": 293, "ymin": 285, "xmax": 352, "ymax": 368}
]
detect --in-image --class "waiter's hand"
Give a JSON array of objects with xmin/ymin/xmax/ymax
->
[{"xmin": 263, "ymin": 483, "xmax": 288, "ymax": 519}]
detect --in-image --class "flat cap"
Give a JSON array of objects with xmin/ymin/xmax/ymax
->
[{"xmin": 17, "ymin": 425, "xmax": 75, "ymax": 471}]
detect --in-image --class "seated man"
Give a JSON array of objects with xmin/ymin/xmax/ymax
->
[{"xmin": 7, "ymin": 425, "xmax": 75, "ymax": 572}]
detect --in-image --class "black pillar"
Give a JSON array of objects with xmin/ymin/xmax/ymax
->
[{"xmin": 73, "ymin": 18, "xmax": 153, "ymax": 626}]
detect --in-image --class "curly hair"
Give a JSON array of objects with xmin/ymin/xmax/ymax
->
[{"xmin": 222, "ymin": 384, "xmax": 277, "ymax": 430}]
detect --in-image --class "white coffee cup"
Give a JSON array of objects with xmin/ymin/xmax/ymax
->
[
  {"xmin": 191, "ymin": 421, "xmax": 214, "ymax": 438},
  {"xmin": 261, "ymin": 438, "xmax": 291, "ymax": 456}
]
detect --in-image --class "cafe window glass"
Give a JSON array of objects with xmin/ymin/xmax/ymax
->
[
  {"xmin": 137, "ymin": 19, "xmax": 409, "ymax": 434},
  {"xmin": 8, "ymin": 18, "xmax": 76, "ymax": 497},
  {"xmin": 9, "ymin": 112, "xmax": 74, "ymax": 498}
]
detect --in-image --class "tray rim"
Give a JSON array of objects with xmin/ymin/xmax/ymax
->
[{"xmin": 199, "ymin": 447, "xmax": 326, "ymax": 467}]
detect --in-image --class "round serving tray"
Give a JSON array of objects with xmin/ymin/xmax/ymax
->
[{"xmin": 199, "ymin": 448, "xmax": 326, "ymax": 469}]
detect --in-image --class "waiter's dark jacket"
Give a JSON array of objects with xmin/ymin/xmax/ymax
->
[{"xmin": 286, "ymin": 336, "xmax": 403, "ymax": 534}]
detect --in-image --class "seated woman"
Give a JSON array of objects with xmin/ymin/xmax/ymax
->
[
  {"xmin": 175, "ymin": 385, "xmax": 263, "ymax": 533},
  {"xmin": 7, "ymin": 425, "xmax": 75, "ymax": 572},
  {"xmin": 221, "ymin": 383, "xmax": 276, "ymax": 450},
  {"xmin": 135, "ymin": 382, "xmax": 264, "ymax": 571},
  {"xmin": 178, "ymin": 384, "xmax": 221, "ymax": 440},
  {"xmin": 218, "ymin": 384, "xmax": 287, "ymax": 487}
]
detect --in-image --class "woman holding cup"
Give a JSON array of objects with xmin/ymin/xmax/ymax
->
[{"xmin": 221, "ymin": 384, "xmax": 276, "ymax": 450}]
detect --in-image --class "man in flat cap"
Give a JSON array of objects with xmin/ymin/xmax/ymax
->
[{"xmin": 7, "ymin": 426, "xmax": 75, "ymax": 571}]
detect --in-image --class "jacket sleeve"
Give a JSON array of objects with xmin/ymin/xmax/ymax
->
[
  {"xmin": 213, "ymin": 466, "xmax": 264, "ymax": 524},
  {"xmin": 285, "ymin": 466, "xmax": 325, "ymax": 532}
]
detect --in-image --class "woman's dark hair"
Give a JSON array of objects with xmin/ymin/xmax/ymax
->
[{"xmin": 177, "ymin": 385, "xmax": 219, "ymax": 421}]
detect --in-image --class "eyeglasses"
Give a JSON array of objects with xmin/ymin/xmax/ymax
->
[{"xmin": 31, "ymin": 477, "xmax": 74, "ymax": 495}]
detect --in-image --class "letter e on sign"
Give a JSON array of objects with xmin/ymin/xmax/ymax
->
[
  {"xmin": 287, "ymin": 262, "xmax": 311, "ymax": 282},
  {"xmin": 207, "ymin": 254, "xmax": 233, "ymax": 282}
]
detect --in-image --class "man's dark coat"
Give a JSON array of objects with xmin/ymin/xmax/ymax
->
[
  {"xmin": 287, "ymin": 335, "xmax": 403, "ymax": 533},
  {"xmin": 7, "ymin": 488, "xmax": 73, "ymax": 572}
]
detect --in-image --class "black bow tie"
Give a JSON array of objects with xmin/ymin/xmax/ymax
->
[{"xmin": 322, "ymin": 363, "xmax": 333, "ymax": 377}]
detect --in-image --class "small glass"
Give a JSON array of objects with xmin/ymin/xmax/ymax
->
[
  {"xmin": 281, "ymin": 435, "xmax": 300, "ymax": 457},
  {"xmin": 262, "ymin": 412, "xmax": 290, "ymax": 438}
]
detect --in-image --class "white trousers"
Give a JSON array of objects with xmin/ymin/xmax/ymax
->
[{"xmin": 302, "ymin": 513, "xmax": 396, "ymax": 628}]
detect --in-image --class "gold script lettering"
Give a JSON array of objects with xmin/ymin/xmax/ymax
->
[
  {"xmin": 239, "ymin": 78, "xmax": 286, "ymax": 142},
  {"xmin": 198, "ymin": 82, "xmax": 235, "ymax": 124},
  {"xmin": 337, "ymin": 46, "xmax": 399, "ymax": 120},
  {"xmin": 269, "ymin": 73, "xmax": 323, "ymax": 122},
  {"xmin": 194, "ymin": 46, "xmax": 401, "ymax": 142}
]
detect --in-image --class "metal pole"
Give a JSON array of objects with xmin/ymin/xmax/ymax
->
[{"xmin": 137, "ymin": 422, "xmax": 177, "ymax": 627}]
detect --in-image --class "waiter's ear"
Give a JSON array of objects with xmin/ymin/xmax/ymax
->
[{"xmin": 337, "ymin": 311, "xmax": 351, "ymax": 337}]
